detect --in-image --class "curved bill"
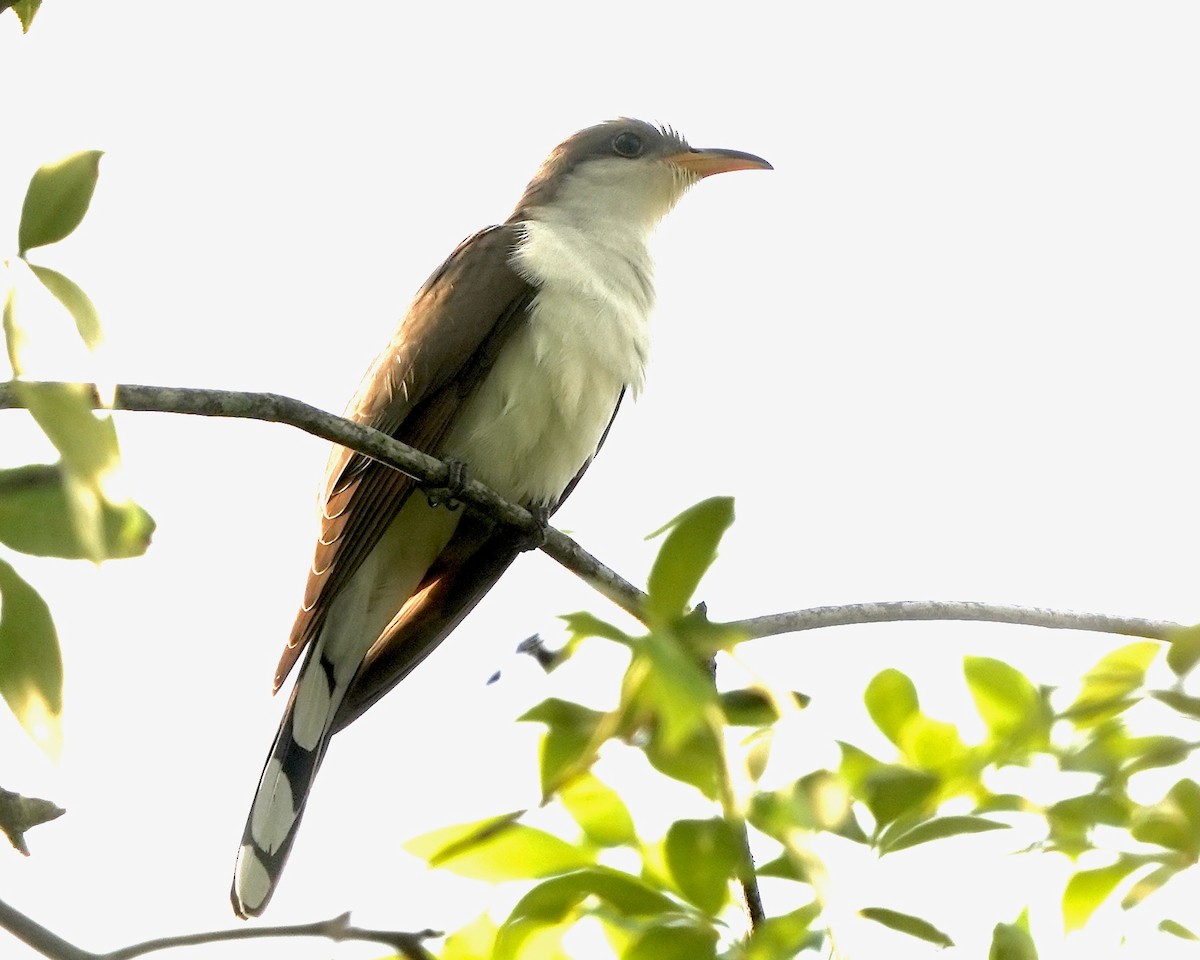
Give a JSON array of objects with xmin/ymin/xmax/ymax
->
[{"xmin": 664, "ymin": 147, "xmax": 773, "ymax": 178}]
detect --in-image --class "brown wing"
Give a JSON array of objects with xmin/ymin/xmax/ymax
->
[
  {"xmin": 330, "ymin": 390, "xmax": 628, "ymax": 733},
  {"xmin": 274, "ymin": 224, "xmax": 535, "ymax": 690}
]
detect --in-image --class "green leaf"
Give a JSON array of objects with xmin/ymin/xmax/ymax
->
[
  {"xmin": 1165, "ymin": 624, "xmax": 1200, "ymax": 678},
  {"xmin": 1160, "ymin": 919, "xmax": 1199, "ymax": 941},
  {"xmin": 837, "ymin": 741, "xmax": 884, "ymax": 793},
  {"xmin": 862, "ymin": 766, "xmax": 939, "ymax": 828},
  {"xmin": 749, "ymin": 770, "xmax": 860, "ymax": 842},
  {"xmin": 0, "ymin": 464, "xmax": 154, "ymax": 559},
  {"xmin": 3, "ymin": 285, "xmax": 20, "ymax": 377},
  {"xmin": 864, "ymin": 669, "xmax": 919, "ymax": 746},
  {"xmin": 1150, "ymin": 689, "xmax": 1200, "ymax": 719},
  {"xmin": 18, "ymin": 150, "xmax": 104, "ymax": 254},
  {"xmin": 859, "ymin": 907, "xmax": 954, "ymax": 948},
  {"xmin": 643, "ymin": 723, "xmax": 723, "ymax": 799},
  {"xmin": 506, "ymin": 866, "xmax": 677, "ymax": 921},
  {"xmin": 989, "ymin": 917, "xmax": 1038, "ymax": 960},
  {"xmin": 755, "ymin": 853, "xmax": 809, "ymax": 883},
  {"xmin": 13, "ymin": 381, "xmax": 118, "ymax": 480},
  {"xmin": 0, "ymin": 558, "xmax": 62, "ymax": 756},
  {"xmin": 1065, "ymin": 641, "xmax": 1161, "ymax": 728},
  {"xmin": 964, "ymin": 656, "xmax": 1040, "ymax": 739},
  {"xmin": 664, "ymin": 818, "xmax": 740, "ymax": 914},
  {"xmin": 440, "ymin": 913, "xmax": 498, "ymax": 960},
  {"xmin": 404, "ymin": 813, "xmax": 593, "ymax": 880},
  {"xmin": 720, "ymin": 687, "xmax": 809, "ymax": 727},
  {"xmin": 1120, "ymin": 863, "xmax": 1179, "ymax": 909},
  {"xmin": 975, "ymin": 793, "xmax": 1034, "ymax": 814},
  {"xmin": 27, "ymin": 265, "xmax": 103, "ymax": 350},
  {"xmin": 632, "ymin": 628, "xmax": 716, "ymax": 751},
  {"xmin": 623, "ymin": 920, "xmax": 717, "ymax": 960},
  {"xmin": 1130, "ymin": 778, "xmax": 1200, "ymax": 857},
  {"xmin": 520, "ymin": 697, "xmax": 606, "ymax": 730},
  {"xmin": 1121, "ymin": 735, "xmax": 1195, "ymax": 776},
  {"xmin": 644, "ymin": 496, "xmax": 733, "ymax": 620},
  {"xmin": 520, "ymin": 697, "xmax": 607, "ymax": 793},
  {"xmin": 897, "ymin": 713, "xmax": 972, "ymax": 778},
  {"xmin": 1062, "ymin": 858, "xmax": 1139, "ymax": 933},
  {"xmin": 10, "ymin": 0, "xmax": 42, "ymax": 32},
  {"xmin": 559, "ymin": 773, "xmax": 635, "ymax": 847},
  {"xmin": 881, "ymin": 815, "xmax": 1009, "ymax": 854},
  {"xmin": 1047, "ymin": 793, "xmax": 1130, "ymax": 832},
  {"xmin": 744, "ymin": 903, "xmax": 823, "ymax": 960},
  {"xmin": 560, "ymin": 611, "xmax": 635, "ymax": 646},
  {"xmin": 8, "ymin": 382, "xmax": 123, "ymax": 563}
]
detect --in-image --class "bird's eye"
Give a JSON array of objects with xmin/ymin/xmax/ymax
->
[{"xmin": 612, "ymin": 131, "xmax": 644, "ymax": 158}]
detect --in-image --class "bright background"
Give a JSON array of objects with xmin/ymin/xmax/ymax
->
[{"xmin": 2, "ymin": 2, "xmax": 1199, "ymax": 958}]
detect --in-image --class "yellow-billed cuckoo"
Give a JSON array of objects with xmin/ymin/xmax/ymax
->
[{"xmin": 231, "ymin": 118, "xmax": 770, "ymax": 917}]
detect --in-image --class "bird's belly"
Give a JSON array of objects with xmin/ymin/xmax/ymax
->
[{"xmin": 441, "ymin": 291, "xmax": 643, "ymax": 505}]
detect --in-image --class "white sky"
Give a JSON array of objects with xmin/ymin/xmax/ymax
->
[{"xmin": 2, "ymin": 2, "xmax": 1199, "ymax": 958}]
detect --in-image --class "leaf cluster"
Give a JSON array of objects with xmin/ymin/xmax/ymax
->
[
  {"xmin": 404, "ymin": 501, "xmax": 1200, "ymax": 959},
  {"xmin": 1, "ymin": 151, "xmax": 154, "ymax": 762}
]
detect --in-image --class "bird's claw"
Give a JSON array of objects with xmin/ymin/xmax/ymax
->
[
  {"xmin": 517, "ymin": 503, "xmax": 551, "ymax": 552},
  {"xmin": 426, "ymin": 459, "xmax": 468, "ymax": 511}
]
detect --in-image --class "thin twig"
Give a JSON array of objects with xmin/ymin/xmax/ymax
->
[
  {"xmin": 728, "ymin": 600, "xmax": 1181, "ymax": 643},
  {"xmin": 0, "ymin": 898, "xmax": 438, "ymax": 960}
]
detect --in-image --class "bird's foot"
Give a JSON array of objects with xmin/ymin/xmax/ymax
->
[
  {"xmin": 517, "ymin": 503, "xmax": 551, "ymax": 552},
  {"xmin": 426, "ymin": 459, "xmax": 468, "ymax": 511}
]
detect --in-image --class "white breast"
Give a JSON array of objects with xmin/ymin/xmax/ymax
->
[{"xmin": 441, "ymin": 218, "xmax": 655, "ymax": 505}]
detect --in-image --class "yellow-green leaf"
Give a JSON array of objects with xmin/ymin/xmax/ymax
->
[
  {"xmin": 864, "ymin": 669, "xmax": 919, "ymax": 746},
  {"xmin": 1165, "ymin": 624, "xmax": 1200, "ymax": 678},
  {"xmin": 404, "ymin": 814, "xmax": 593, "ymax": 881},
  {"xmin": 645, "ymin": 497, "xmax": 733, "ymax": 620},
  {"xmin": 624, "ymin": 921, "xmax": 717, "ymax": 960},
  {"xmin": 964, "ymin": 656, "xmax": 1039, "ymax": 738},
  {"xmin": 664, "ymin": 818, "xmax": 740, "ymax": 915},
  {"xmin": 1065, "ymin": 642, "xmax": 1160, "ymax": 728},
  {"xmin": 859, "ymin": 906, "xmax": 954, "ymax": 948},
  {"xmin": 0, "ymin": 558, "xmax": 62, "ymax": 756},
  {"xmin": 13, "ymin": 381, "xmax": 117, "ymax": 480},
  {"xmin": 440, "ymin": 913, "xmax": 498, "ymax": 960},
  {"xmin": 10, "ymin": 0, "xmax": 42, "ymax": 32},
  {"xmin": 3, "ymin": 285, "xmax": 18, "ymax": 377},
  {"xmin": 18, "ymin": 151, "xmax": 104, "ymax": 254},
  {"xmin": 28, "ymin": 265, "xmax": 103, "ymax": 350},
  {"xmin": 989, "ymin": 917, "xmax": 1038, "ymax": 960},
  {"xmin": 1160, "ymin": 919, "xmax": 1199, "ymax": 941},
  {"xmin": 0, "ymin": 463, "xmax": 154, "ymax": 559},
  {"xmin": 1062, "ymin": 859, "xmax": 1139, "ymax": 933},
  {"xmin": 559, "ymin": 772, "xmax": 635, "ymax": 847},
  {"xmin": 882, "ymin": 815, "xmax": 1008, "ymax": 854},
  {"xmin": 862, "ymin": 766, "xmax": 939, "ymax": 828}
]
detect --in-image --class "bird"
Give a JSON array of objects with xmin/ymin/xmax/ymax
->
[{"xmin": 231, "ymin": 118, "xmax": 771, "ymax": 917}]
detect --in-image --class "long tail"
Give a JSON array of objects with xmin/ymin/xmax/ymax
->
[{"xmin": 231, "ymin": 642, "xmax": 343, "ymax": 918}]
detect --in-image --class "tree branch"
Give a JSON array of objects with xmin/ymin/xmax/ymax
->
[
  {"xmin": 0, "ymin": 381, "xmax": 648, "ymax": 617},
  {"xmin": 1, "ymin": 382, "xmax": 1187, "ymax": 650},
  {"xmin": 729, "ymin": 600, "xmax": 1181, "ymax": 643},
  {"xmin": 0, "ymin": 898, "xmax": 437, "ymax": 960}
]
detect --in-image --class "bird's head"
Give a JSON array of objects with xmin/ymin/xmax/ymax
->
[{"xmin": 510, "ymin": 118, "xmax": 771, "ymax": 234}]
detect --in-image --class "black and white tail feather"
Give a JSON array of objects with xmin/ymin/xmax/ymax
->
[{"xmin": 231, "ymin": 646, "xmax": 342, "ymax": 918}]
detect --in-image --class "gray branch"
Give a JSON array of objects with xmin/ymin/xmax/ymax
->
[
  {"xmin": 730, "ymin": 600, "xmax": 1181, "ymax": 642},
  {"xmin": 0, "ymin": 899, "xmax": 436, "ymax": 960},
  {"xmin": 0, "ymin": 381, "xmax": 1184, "ymax": 652},
  {"xmin": 0, "ymin": 381, "xmax": 648, "ymax": 616}
]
